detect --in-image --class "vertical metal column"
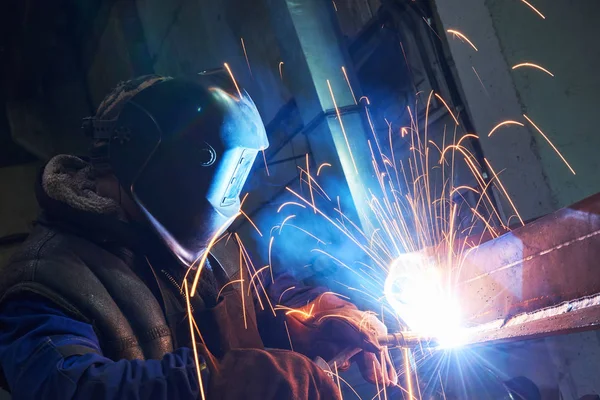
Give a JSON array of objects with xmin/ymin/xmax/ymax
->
[{"xmin": 268, "ymin": 0, "xmax": 380, "ymax": 230}]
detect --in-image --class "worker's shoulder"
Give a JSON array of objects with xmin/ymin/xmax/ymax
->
[
  {"xmin": 0, "ymin": 224, "xmax": 127, "ymax": 318},
  {"xmin": 5, "ymin": 223, "xmax": 93, "ymax": 267},
  {"xmin": 0, "ymin": 224, "xmax": 110, "ymax": 295}
]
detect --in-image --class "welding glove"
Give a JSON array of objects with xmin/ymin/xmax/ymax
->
[
  {"xmin": 204, "ymin": 347, "xmax": 341, "ymax": 399},
  {"xmin": 284, "ymin": 293, "xmax": 398, "ymax": 387}
]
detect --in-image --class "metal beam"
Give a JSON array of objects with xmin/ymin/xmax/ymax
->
[
  {"xmin": 463, "ymin": 295, "xmax": 600, "ymax": 347},
  {"xmin": 457, "ymin": 192, "xmax": 600, "ymax": 344},
  {"xmin": 267, "ymin": 0, "xmax": 381, "ymax": 230}
]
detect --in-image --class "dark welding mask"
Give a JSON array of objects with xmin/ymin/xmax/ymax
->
[{"xmin": 83, "ymin": 74, "xmax": 268, "ymax": 267}]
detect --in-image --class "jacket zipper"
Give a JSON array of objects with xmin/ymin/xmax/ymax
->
[{"xmin": 161, "ymin": 269, "xmax": 194, "ymax": 312}]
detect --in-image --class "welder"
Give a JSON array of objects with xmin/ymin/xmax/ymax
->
[{"xmin": 0, "ymin": 75, "xmax": 397, "ymax": 399}]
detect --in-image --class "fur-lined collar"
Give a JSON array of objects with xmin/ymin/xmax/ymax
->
[{"xmin": 42, "ymin": 155, "xmax": 125, "ymax": 219}]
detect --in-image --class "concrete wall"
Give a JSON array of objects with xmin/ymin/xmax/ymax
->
[
  {"xmin": 485, "ymin": 0, "xmax": 600, "ymax": 210},
  {"xmin": 432, "ymin": 0, "xmax": 600, "ymax": 221}
]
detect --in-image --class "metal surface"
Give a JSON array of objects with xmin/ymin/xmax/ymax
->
[
  {"xmin": 456, "ymin": 192, "xmax": 600, "ymax": 344},
  {"xmin": 267, "ymin": 0, "xmax": 382, "ymax": 231},
  {"xmin": 462, "ymin": 296, "xmax": 600, "ymax": 347},
  {"xmin": 378, "ymin": 332, "xmax": 438, "ymax": 348}
]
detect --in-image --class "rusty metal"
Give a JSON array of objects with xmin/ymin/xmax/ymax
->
[
  {"xmin": 462, "ymin": 297, "xmax": 600, "ymax": 347},
  {"xmin": 456, "ymin": 192, "xmax": 600, "ymax": 344}
]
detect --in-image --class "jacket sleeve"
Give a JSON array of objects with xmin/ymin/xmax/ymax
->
[{"xmin": 0, "ymin": 294, "xmax": 206, "ymax": 400}]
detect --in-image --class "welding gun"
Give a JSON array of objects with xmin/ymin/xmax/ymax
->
[
  {"xmin": 316, "ymin": 331, "xmax": 438, "ymax": 372},
  {"xmin": 377, "ymin": 331, "xmax": 439, "ymax": 349}
]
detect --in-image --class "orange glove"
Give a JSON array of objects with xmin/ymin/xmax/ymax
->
[{"xmin": 284, "ymin": 293, "xmax": 398, "ymax": 387}]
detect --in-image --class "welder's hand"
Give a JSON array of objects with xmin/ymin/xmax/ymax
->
[{"xmin": 284, "ymin": 293, "xmax": 398, "ymax": 386}]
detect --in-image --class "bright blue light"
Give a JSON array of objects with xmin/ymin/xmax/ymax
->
[{"xmin": 197, "ymin": 107, "xmax": 202, "ymax": 112}]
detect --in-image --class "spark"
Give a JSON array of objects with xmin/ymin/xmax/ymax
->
[
  {"xmin": 523, "ymin": 114, "xmax": 576, "ymax": 174},
  {"xmin": 332, "ymin": 373, "xmax": 363, "ymax": 400},
  {"xmin": 306, "ymin": 153, "xmax": 316, "ymax": 213},
  {"xmin": 189, "ymin": 212, "xmax": 240, "ymax": 296},
  {"xmin": 223, "ymin": 62, "xmax": 242, "ymax": 98},
  {"xmin": 279, "ymin": 215, "xmax": 296, "ymax": 234},
  {"xmin": 359, "ymin": 96, "xmax": 371, "ymax": 105},
  {"xmin": 298, "ymin": 166, "xmax": 332, "ymax": 201},
  {"xmin": 278, "ymin": 61, "xmax": 284, "ymax": 80},
  {"xmin": 488, "ymin": 120, "xmax": 525, "ymax": 137},
  {"xmin": 519, "ymin": 0, "xmax": 546, "ymax": 19},
  {"xmin": 342, "ymin": 66, "xmax": 357, "ymax": 104},
  {"xmin": 456, "ymin": 133, "xmax": 479, "ymax": 147},
  {"xmin": 247, "ymin": 265, "xmax": 270, "ymax": 295},
  {"xmin": 184, "ymin": 280, "xmax": 207, "ymax": 400},
  {"xmin": 236, "ymin": 233, "xmax": 275, "ymax": 315},
  {"xmin": 374, "ymin": 359, "xmax": 382, "ymax": 400},
  {"xmin": 447, "ymin": 29, "xmax": 479, "ymax": 51},
  {"xmin": 262, "ymin": 150, "xmax": 270, "ymax": 176},
  {"xmin": 334, "ymin": 362, "xmax": 343, "ymax": 399},
  {"xmin": 240, "ymin": 192, "xmax": 250, "ymax": 208},
  {"xmin": 434, "ymin": 93, "xmax": 459, "ymax": 125},
  {"xmin": 332, "ymin": 0, "xmax": 338, "ymax": 11},
  {"xmin": 327, "ymin": 79, "xmax": 359, "ymax": 174},
  {"xmin": 471, "ymin": 207, "xmax": 498, "ymax": 237},
  {"xmin": 471, "ymin": 66, "xmax": 490, "ymax": 97},
  {"xmin": 285, "ymin": 224, "xmax": 327, "ymax": 244},
  {"xmin": 277, "ymin": 305, "xmax": 315, "ymax": 319},
  {"xmin": 317, "ymin": 291, "xmax": 351, "ymax": 303},
  {"xmin": 317, "ymin": 162, "xmax": 332, "ymax": 176},
  {"xmin": 381, "ymin": 350, "xmax": 388, "ymax": 400},
  {"xmin": 216, "ymin": 279, "xmax": 244, "ymax": 299},
  {"xmin": 240, "ymin": 209, "xmax": 263, "ymax": 237},
  {"xmin": 485, "ymin": 159, "xmax": 524, "ymax": 226},
  {"xmin": 277, "ymin": 202, "xmax": 306, "ymax": 213},
  {"xmin": 278, "ymin": 286, "xmax": 296, "ymax": 303},
  {"xmin": 268, "ymin": 236, "xmax": 275, "ymax": 283},
  {"xmin": 284, "ymin": 320, "xmax": 294, "ymax": 351},
  {"xmin": 240, "ymin": 37, "xmax": 253, "ymax": 77},
  {"xmin": 512, "ymin": 62, "xmax": 554, "ymax": 76},
  {"xmin": 238, "ymin": 247, "xmax": 248, "ymax": 328},
  {"xmin": 450, "ymin": 185, "xmax": 479, "ymax": 196}
]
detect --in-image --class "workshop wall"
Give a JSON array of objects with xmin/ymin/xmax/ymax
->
[
  {"xmin": 432, "ymin": 0, "xmax": 600, "ymax": 221},
  {"xmin": 485, "ymin": 0, "xmax": 600, "ymax": 213}
]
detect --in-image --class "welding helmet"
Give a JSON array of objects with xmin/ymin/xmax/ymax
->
[{"xmin": 83, "ymin": 73, "xmax": 268, "ymax": 267}]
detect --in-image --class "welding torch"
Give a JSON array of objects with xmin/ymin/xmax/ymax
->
[
  {"xmin": 377, "ymin": 331, "xmax": 439, "ymax": 349},
  {"xmin": 319, "ymin": 331, "xmax": 438, "ymax": 372}
]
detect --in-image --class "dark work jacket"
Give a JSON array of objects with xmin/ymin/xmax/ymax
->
[
  {"xmin": 0, "ymin": 221, "xmax": 264, "ymax": 362},
  {"xmin": 0, "ymin": 172, "xmax": 266, "ymax": 388}
]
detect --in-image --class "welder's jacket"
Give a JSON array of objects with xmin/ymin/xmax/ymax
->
[{"xmin": 0, "ymin": 155, "xmax": 339, "ymax": 399}]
